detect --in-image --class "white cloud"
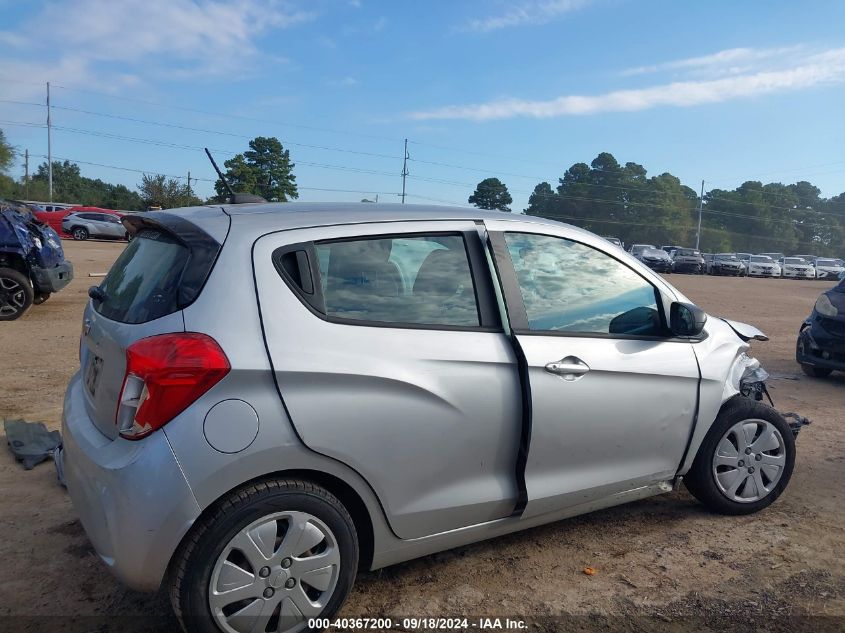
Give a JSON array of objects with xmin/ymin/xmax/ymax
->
[
  {"xmin": 329, "ymin": 76, "xmax": 360, "ymax": 87},
  {"xmin": 621, "ymin": 45, "xmax": 806, "ymax": 77},
  {"xmin": 0, "ymin": 0, "xmax": 315, "ymax": 101},
  {"xmin": 409, "ymin": 46, "xmax": 845, "ymax": 121},
  {"xmin": 462, "ymin": 0, "xmax": 591, "ymax": 32}
]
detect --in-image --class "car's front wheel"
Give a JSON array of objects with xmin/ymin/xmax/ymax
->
[
  {"xmin": 170, "ymin": 478, "xmax": 358, "ymax": 633},
  {"xmin": 0, "ymin": 267, "xmax": 34, "ymax": 321},
  {"xmin": 684, "ymin": 397, "xmax": 795, "ymax": 515},
  {"xmin": 72, "ymin": 226, "xmax": 89, "ymax": 240}
]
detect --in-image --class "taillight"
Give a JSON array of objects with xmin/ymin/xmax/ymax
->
[{"xmin": 115, "ymin": 333, "xmax": 230, "ymax": 440}]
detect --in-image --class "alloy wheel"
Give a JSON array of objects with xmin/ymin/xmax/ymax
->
[
  {"xmin": 209, "ymin": 511, "xmax": 341, "ymax": 633},
  {"xmin": 712, "ymin": 418, "xmax": 786, "ymax": 503},
  {"xmin": 0, "ymin": 275, "xmax": 26, "ymax": 317}
]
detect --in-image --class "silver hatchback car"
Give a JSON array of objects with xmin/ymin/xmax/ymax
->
[{"xmin": 61, "ymin": 203, "xmax": 804, "ymax": 633}]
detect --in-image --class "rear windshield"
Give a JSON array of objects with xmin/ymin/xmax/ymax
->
[{"xmin": 94, "ymin": 229, "xmax": 189, "ymax": 324}]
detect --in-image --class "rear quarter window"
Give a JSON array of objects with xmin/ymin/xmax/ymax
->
[{"xmin": 94, "ymin": 229, "xmax": 189, "ymax": 324}]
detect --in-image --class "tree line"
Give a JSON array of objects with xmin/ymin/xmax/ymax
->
[
  {"xmin": 1, "ymin": 126, "xmax": 842, "ymax": 256},
  {"xmin": 0, "ymin": 130, "xmax": 298, "ymax": 211},
  {"xmin": 468, "ymin": 152, "xmax": 844, "ymax": 257}
]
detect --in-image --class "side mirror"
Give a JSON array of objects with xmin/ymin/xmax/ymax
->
[{"xmin": 670, "ymin": 302, "xmax": 707, "ymax": 337}]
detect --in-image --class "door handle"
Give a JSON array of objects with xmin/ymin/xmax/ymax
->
[{"xmin": 545, "ymin": 356, "xmax": 590, "ymax": 381}]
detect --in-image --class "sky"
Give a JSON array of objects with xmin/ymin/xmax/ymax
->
[{"xmin": 2, "ymin": 0, "xmax": 845, "ymax": 211}]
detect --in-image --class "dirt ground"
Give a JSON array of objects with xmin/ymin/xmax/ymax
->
[{"xmin": 1, "ymin": 240, "xmax": 843, "ymax": 632}]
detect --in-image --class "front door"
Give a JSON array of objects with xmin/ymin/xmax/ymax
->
[{"xmin": 488, "ymin": 226, "xmax": 700, "ymax": 519}]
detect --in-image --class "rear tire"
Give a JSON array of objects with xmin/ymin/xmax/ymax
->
[
  {"xmin": 72, "ymin": 226, "xmax": 89, "ymax": 240},
  {"xmin": 801, "ymin": 364, "xmax": 832, "ymax": 378},
  {"xmin": 0, "ymin": 267, "xmax": 34, "ymax": 321},
  {"xmin": 170, "ymin": 478, "xmax": 358, "ymax": 633},
  {"xmin": 685, "ymin": 397, "xmax": 795, "ymax": 515}
]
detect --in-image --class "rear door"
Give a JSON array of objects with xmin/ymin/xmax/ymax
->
[
  {"xmin": 253, "ymin": 221, "xmax": 522, "ymax": 539},
  {"xmin": 487, "ymin": 224, "xmax": 700, "ymax": 519}
]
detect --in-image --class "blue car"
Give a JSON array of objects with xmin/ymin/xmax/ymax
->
[
  {"xmin": 0, "ymin": 200, "xmax": 74, "ymax": 320},
  {"xmin": 796, "ymin": 274, "xmax": 845, "ymax": 377}
]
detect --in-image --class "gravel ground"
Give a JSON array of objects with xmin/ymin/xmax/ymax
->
[{"xmin": 1, "ymin": 241, "xmax": 843, "ymax": 632}]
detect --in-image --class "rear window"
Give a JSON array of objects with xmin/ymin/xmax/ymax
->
[{"xmin": 94, "ymin": 229, "xmax": 189, "ymax": 324}]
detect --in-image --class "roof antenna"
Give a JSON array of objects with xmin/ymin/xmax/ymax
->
[{"xmin": 204, "ymin": 148, "xmax": 266, "ymax": 204}]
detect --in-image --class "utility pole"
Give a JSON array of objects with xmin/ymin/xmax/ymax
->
[
  {"xmin": 400, "ymin": 138, "xmax": 409, "ymax": 204},
  {"xmin": 24, "ymin": 149, "xmax": 29, "ymax": 198},
  {"xmin": 695, "ymin": 179, "xmax": 704, "ymax": 250},
  {"xmin": 46, "ymin": 82, "xmax": 53, "ymax": 202},
  {"xmin": 187, "ymin": 170, "xmax": 192, "ymax": 196}
]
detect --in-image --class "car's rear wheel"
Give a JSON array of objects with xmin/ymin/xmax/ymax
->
[
  {"xmin": 72, "ymin": 227, "xmax": 89, "ymax": 240},
  {"xmin": 801, "ymin": 364, "xmax": 833, "ymax": 378},
  {"xmin": 685, "ymin": 397, "xmax": 795, "ymax": 515},
  {"xmin": 0, "ymin": 267, "xmax": 34, "ymax": 321},
  {"xmin": 170, "ymin": 479, "xmax": 358, "ymax": 633}
]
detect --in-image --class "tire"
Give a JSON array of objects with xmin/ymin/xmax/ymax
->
[
  {"xmin": 170, "ymin": 478, "xmax": 358, "ymax": 633},
  {"xmin": 71, "ymin": 226, "xmax": 89, "ymax": 240},
  {"xmin": 0, "ymin": 267, "xmax": 34, "ymax": 321},
  {"xmin": 684, "ymin": 397, "xmax": 795, "ymax": 515},
  {"xmin": 33, "ymin": 292, "xmax": 51, "ymax": 305},
  {"xmin": 801, "ymin": 364, "xmax": 833, "ymax": 378}
]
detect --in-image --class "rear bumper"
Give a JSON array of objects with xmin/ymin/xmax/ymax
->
[
  {"xmin": 31, "ymin": 261, "xmax": 73, "ymax": 293},
  {"xmin": 61, "ymin": 372, "xmax": 201, "ymax": 591}
]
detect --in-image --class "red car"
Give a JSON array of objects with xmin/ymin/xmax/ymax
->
[{"xmin": 35, "ymin": 206, "xmax": 122, "ymax": 238}]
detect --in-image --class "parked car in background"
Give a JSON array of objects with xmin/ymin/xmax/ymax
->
[
  {"xmin": 813, "ymin": 258, "xmax": 844, "ymax": 281},
  {"xmin": 0, "ymin": 200, "xmax": 74, "ymax": 320},
  {"xmin": 35, "ymin": 205, "xmax": 122, "ymax": 238},
  {"xmin": 671, "ymin": 248, "xmax": 705, "ymax": 274},
  {"xmin": 629, "ymin": 243, "xmax": 655, "ymax": 257},
  {"xmin": 780, "ymin": 257, "xmax": 815, "ymax": 279},
  {"xmin": 603, "ymin": 236, "xmax": 624, "ymax": 248},
  {"xmin": 638, "ymin": 247, "xmax": 673, "ymax": 272},
  {"xmin": 709, "ymin": 253, "xmax": 744, "ymax": 276},
  {"xmin": 661, "ymin": 245, "xmax": 682, "ymax": 256},
  {"xmin": 61, "ymin": 211, "xmax": 128, "ymax": 241},
  {"xmin": 59, "ymin": 203, "xmax": 803, "ymax": 633},
  {"xmin": 746, "ymin": 255, "xmax": 780, "ymax": 278},
  {"xmin": 736, "ymin": 252, "xmax": 751, "ymax": 276},
  {"xmin": 702, "ymin": 252, "xmax": 714, "ymax": 272},
  {"xmin": 797, "ymin": 275, "xmax": 845, "ymax": 377}
]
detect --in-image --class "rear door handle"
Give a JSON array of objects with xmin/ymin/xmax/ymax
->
[{"xmin": 545, "ymin": 356, "xmax": 590, "ymax": 381}]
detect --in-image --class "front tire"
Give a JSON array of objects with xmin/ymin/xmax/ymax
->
[
  {"xmin": 170, "ymin": 479, "xmax": 358, "ymax": 633},
  {"xmin": 72, "ymin": 226, "xmax": 89, "ymax": 240},
  {"xmin": 685, "ymin": 397, "xmax": 795, "ymax": 515},
  {"xmin": 0, "ymin": 267, "xmax": 34, "ymax": 321}
]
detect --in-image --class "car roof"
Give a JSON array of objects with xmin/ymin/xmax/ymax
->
[{"xmin": 165, "ymin": 202, "xmax": 583, "ymax": 234}]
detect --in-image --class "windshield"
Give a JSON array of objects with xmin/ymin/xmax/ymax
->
[
  {"xmin": 675, "ymin": 249, "xmax": 699, "ymax": 256},
  {"xmin": 642, "ymin": 248, "xmax": 665, "ymax": 257},
  {"xmin": 750, "ymin": 256, "xmax": 772, "ymax": 263},
  {"xmin": 784, "ymin": 258, "xmax": 805, "ymax": 264},
  {"xmin": 816, "ymin": 259, "xmax": 838, "ymax": 266},
  {"xmin": 715, "ymin": 254, "xmax": 737, "ymax": 260}
]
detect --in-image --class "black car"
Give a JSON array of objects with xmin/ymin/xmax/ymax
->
[
  {"xmin": 671, "ymin": 248, "xmax": 705, "ymax": 274},
  {"xmin": 797, "ymin": 276, "xmax": 845, "ymax": 377},
  {"xmin": 638, "ymin": 247, "xmax": 673, "ymax": 273},
  {"xmin": 709, "ymin": 253, "xmax": 744, "ymax": 276},
  {"xmin": 0, "ymin": 200, "xmax": 74, "ymax": 320}
]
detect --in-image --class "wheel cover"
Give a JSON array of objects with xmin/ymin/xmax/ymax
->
[
  {"xmin": 209, "ymin": 511, "xmax": 341, "ymax": 633},
  {"xmin": 0, "ymin": 276, "xmax": 26, "ymax": 317},
  {"xmin": 712, "ymin": 418, "xmax": 786, "ymax": 503},
  {"xmin": 74, "ymin": 228, "xmax": 86, "ymax": 239}
]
